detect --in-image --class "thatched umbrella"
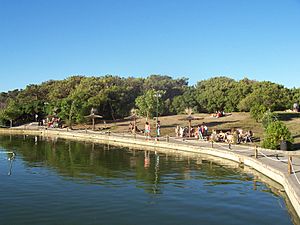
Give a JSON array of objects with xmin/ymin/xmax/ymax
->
[{"xmin": 85, "ymin": 108, "xmax": 103, "ymax": 131}]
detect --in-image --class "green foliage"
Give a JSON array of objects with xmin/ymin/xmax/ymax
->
[
  {"xmin": 291, "ymin": 88, "xmax": 300, "ymax": 108},
  {"xmin": 0, "ymin": 99, "xmax": 22, "ymax": 125},
  {"xmin": 250, "ymin": 104, "xmax": 267, "ymax": 122},
  {"xmin": 0, "ymin": 74, "xmax": 298, "ymax": 128},
  {"xmin": 238, "ymin": 81, "xmax": 291, "ymax": 112},
  {"xmin": 262, "ymin": 121, "xmax": 294, "ymax": 150},
  {"xmin": 142, "ymin": 75, "xmax": 188, "ymax": 115},
  {"xmin": 171, "ymin": 87, "xmax": 199, "ymax": 113},
  {"xmin": 261, "ymin": 110, "xmax": 278, "ymax": 129},
  {"xmin": 196, "ymin": 77, "xmax": 237, "ymax": 112},
  {"xmin": 135, "ymin": 90, "xmax": 165, "ymax": 119}
]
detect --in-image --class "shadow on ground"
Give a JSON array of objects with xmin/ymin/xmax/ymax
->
[{"xmin": 277, "ymin": 112, "xmax": 300, "ymax": 121}]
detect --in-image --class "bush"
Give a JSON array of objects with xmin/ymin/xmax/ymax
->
[
  {"xmin": 261, "ymin": 110, "xmax": 278, "ymax": 129},
  {"xmin": 262, "ymin": 121, "xmax": 294, "ymax": 150},
  {"xmin": 250, "ymin": 104, "xmax": 267, "ymax": 122}
]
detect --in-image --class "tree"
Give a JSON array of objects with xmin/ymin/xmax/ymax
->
[
  {"xmin": 195, "ymin": 77, "xmax": 237, "ymax": 113},
  {"xmin": 1, "ymin": 99, "xmax": 22, "ymax": 126},
  {"xmin": 172, "ymin": 87, "xmax": 199, "ymax": 113},
  {"xmin": 135, "ymin": 90, "xmax": 165, "ymax": 120},
  {"xmin": 238, "ymin": 81, "xmax": 291, "ymax": 112}
]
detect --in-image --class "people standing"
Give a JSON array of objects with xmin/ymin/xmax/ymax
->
[
  {"xmin": 156, "ymin": 121, "xmax": 161, "ymax": 138},
  {"xmin": 198, "ymin": 124, "xmax": 203, "ymax": 140},
  {"xmin": 203, "ymin": 122, "xmax": 208, "ymax": 136}
]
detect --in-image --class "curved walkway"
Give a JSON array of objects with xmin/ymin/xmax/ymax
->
[{"xmin": 1, "ymin": 127, "xmax": 300, "ymax": 218}]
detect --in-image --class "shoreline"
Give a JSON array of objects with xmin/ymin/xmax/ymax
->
[{"xmin": 1, "ymin": 127, "xmax": 300, "ymax": 219}]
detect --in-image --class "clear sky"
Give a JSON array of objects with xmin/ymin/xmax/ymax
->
[{"xmin": 0, "ymin": 0, "xmax": 300, "ymax": 92}]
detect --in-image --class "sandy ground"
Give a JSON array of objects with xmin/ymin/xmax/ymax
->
[{"xmin": 73, "ymin": 112, "xmax": 300, "ymax": 149}]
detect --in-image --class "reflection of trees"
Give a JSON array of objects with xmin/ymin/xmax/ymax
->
[{"xmin": 0, "ymin": 135, "xmax": 256, "ymax": 193}]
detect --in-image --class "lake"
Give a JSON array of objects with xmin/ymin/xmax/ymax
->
[{"xmin": 0, "ymin": 135, "xmax": 298, "ymax": 225}]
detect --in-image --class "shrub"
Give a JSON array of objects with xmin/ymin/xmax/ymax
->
[
  {"xmin": 261, "ymin": 110, "xmax": 278, "ymax": 129},
  {"xmin": 262, "ymin": 121, "xmax": 294, "ymax": 150},
  {"xmin": 250, "ymin": 104, "xmax": 267, "ymax": 122}
]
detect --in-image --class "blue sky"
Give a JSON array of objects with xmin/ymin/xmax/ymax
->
[{"xmin": 0, "ymin": 0, "xmax": 300, "ymax": 92}]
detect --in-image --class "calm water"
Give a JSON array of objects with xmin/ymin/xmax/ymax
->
[{"xmin": 0, "ymin": 135, "xmax": 298, "ymax": 225}]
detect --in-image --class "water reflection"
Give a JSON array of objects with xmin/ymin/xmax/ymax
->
[{"xmin": 0, "ymin": 151, "xmax": 16, "ymax": 176}]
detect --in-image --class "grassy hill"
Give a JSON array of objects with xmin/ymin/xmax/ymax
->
[{"xmin": 75, "ymin": 112, "xmax": 300, "ymax": 150}]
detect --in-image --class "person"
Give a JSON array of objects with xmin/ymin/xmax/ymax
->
[
  {"xmin": 244, "ymin": 130, "xmax": 253, "ymax": 143},
  {"xmin": 203, "ymin": 122, "xmax": 208, "ymax": 136},
  {"xmin": 179, "ymin": 126, "xmax": 184, "ymax": 137},
  {"xmin": 175, "ymin": 125, "xmax": 179, "ymax": 137},
  {"xmin": 197, "ymin": 124, "xmax": 201, "ymax": 139},
  {"xmin": 198, "ymin": 124, "xmax": 204, "ymax": 140},
  {"xmin": 210, "ymin": 129, "xmax": 218, "ymax": 142},
  {"xmin": 218, "ymin": 130, "xmax": 226, "ymax": 142},
  {"xmin": 128, "ymin": 122, "xmax": 133, "ymax": 133},
  {"xmin": 156, "ymin": 121, "xmax": 161, "ymax": 138},
  {"xmin": 145, "ymin": 122, "xmax": 151, "ymax": 140}
]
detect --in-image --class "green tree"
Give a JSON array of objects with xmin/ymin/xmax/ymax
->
[
  {"xmin": 0, "ymin": 99, "xmax": 22, "ymax": 126},
  {"xmin": 238, "ymin": 81, "xmax": 291, "ymax": 112},
  {"xmin": 195, "ymin": 77, "xmax": 237, "ymax": 113},
  {"xmin": 135, "ymin": 90, "xmax": 165, "ymax": 120},
  {"xmin": 172, "ymin": 87, "xmax": 199, "ymax": 113}
]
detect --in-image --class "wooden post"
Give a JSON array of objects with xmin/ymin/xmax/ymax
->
[
  {"xmin": 254, "ymin": 145, "xmax": 258, "ymax": 159},
  {"xmin": 288, "ymin": 156, "xmax": 293, "ymax": 174}
]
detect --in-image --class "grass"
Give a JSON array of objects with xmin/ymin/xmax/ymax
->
[{"xmin": 75, "ymin": 112, "xmax": 300, "ymax": 150}]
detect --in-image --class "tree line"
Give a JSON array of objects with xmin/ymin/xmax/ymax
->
[{"xmin": 0, "ymin": 75, "xmax": 299, "ymax": 126}]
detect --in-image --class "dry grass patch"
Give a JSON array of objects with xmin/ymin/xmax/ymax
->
[{"xmin": 75, "ymin": 112, "xmax": 300, "ymax": 149}]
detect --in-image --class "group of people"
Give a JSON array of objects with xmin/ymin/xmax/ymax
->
[
  {"xmin": 128, "ymin": 121, "xmax": 161, "ymax": 140},
  {"xmin": 128, "ymin": 120, "xmax": 254, "ymax": 145},
  {"xmin": 175, "ymin": 123, "xmax": 208, "ymax": 139},
  {"xmin": 41, "ymin": 117, "xmax": 62, "ymax": 128},
  {"xmin": 211, "ymin": 111, "xmax": 225, "ymax": 118},
  {"xmin": 144, "ymin": 121, "xmax": 161, "ymax": 140},
  {"xmin": 128, "ymin": 122, "xmax": 140, "ymax": 133},
  {"xmin": 210, "ymin": 129, "xmax": 253, "ymax": 144}
]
